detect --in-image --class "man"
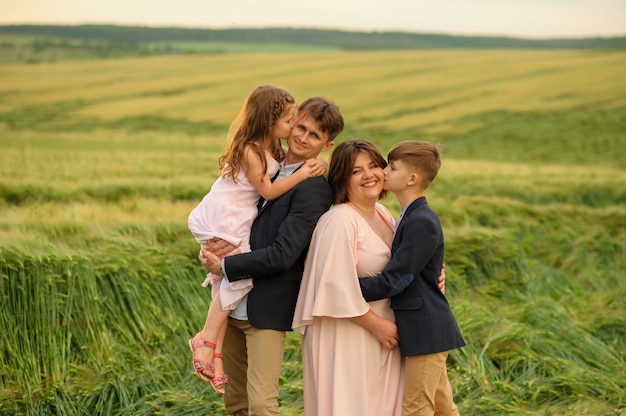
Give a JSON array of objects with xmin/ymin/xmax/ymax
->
[{"xmin": 200, "ymin": 96, "xmax": 344, "ymax": 415}]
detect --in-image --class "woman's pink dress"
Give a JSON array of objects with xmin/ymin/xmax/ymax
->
[
  {"xmin": 292, "ymin": 203, "xmax": 404, "ymax": 416},
  {"xmin": 188, "ymin": 152, "xmax": 279, "ymax": 309}
]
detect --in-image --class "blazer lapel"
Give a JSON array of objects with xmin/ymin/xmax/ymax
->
[{"xmin": 392, "ymin": 196, "xmax": 427, "ymax": 248}]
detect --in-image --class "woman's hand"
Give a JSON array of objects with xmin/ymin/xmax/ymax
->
[
  {"xmin": 350, "ymin": 310, "xmax": 399, "ymax": 351},
  {"xmin": 371, "ymin": 318, "xmax": 399, "ymax": 351},
  {"xmin": 438, "ymin": 263, "xmax": 446, "ymax": 294}
]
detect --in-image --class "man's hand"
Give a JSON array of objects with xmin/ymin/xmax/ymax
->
[
  {"xmin": 199, "ymin": 238, "xmax": 240, "ymax": 275},
  {"xmin": 205, "ymin": 237, "xmax": 239, "ymax": 259},
  {"xmin": 438, "ymin": 263, "xmax": 446, "ymax": 294},
  {"xmin": 198, "ymin": 248, "xmax": 222, "ymax": 275}
]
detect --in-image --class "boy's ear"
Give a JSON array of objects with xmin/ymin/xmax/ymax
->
[{"xmin": 408, "ymin": 173, "xmax": 419, "ymax": 186}]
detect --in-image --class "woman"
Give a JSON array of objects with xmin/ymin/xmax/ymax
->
[{"xmin": 292, "ymin": 138, "xmax": 404, "ymax": 416}]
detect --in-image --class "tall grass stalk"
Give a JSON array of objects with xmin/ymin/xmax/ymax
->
[{"xmin": 1, "ymin": 49, "xmax": 625, "ymax": 415}]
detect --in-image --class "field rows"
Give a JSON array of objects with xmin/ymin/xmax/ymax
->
[{"xmin": 1, "ymin": 49, "xmax": 625, "ymax": 415}]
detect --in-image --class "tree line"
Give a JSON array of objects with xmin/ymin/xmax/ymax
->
[{"xmin": 1, "ymin": 24, "xmax": 625, "ymax": 50}]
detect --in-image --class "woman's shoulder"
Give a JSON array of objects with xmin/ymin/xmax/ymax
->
[
  {"xmin": 321, "ymin": 203, "xmax": 357, "ymax": 223},
  {"xmin": 314, "ymin": 204, "xmax": 360, "ymax": 238},
  {"xmin": 330, "ymin": 203, "xmax": 355, "ymax": 214},
  {"xmin": 326, "ymin": 203, "xmax": 391, "ymax": 221}
]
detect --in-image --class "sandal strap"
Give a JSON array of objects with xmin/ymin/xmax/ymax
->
[
  {"xmin": 203, "ymin": 340, "xmax": 217, "ymax": 349},
  {"xmin": 212, "ymin": 374, "xmax": 228, "ymax": 385},
  {"xmin": 190, "ymin": 333, "xmax": 217, "ymax": 351}
]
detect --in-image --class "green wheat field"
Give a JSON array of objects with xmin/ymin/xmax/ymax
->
[{"xmin": 1, "ymin": 49, "xmax": 625, "ymax": 415}]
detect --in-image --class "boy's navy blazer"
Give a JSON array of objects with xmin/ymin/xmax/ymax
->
[
  {"xmin": 359, "ymin": 196, "xmax": 465, "ymax": 356},
  {"xmin": 223, "ymin": 175, "xmax": 333, "ymax": 331}
]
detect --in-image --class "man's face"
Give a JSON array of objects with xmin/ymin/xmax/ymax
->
[{"xmin": 285, "ymin": 113, "xmax": 334, "ymax": 163}]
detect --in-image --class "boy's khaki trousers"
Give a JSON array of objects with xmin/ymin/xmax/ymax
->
[{"xmin": 403, "ymin": 351, "xmax": 460, "ymax": 416}]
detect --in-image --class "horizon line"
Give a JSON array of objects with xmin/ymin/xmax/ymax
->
[{"xmin": 1, "ymin": 21, "xmax": 625, "ymax": 41}]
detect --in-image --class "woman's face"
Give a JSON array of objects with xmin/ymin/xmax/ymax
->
[{"xmin": 346, "ymin": 152, "xmax": 385, "ymax": 205}]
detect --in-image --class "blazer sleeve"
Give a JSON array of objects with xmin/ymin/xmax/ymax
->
[
  {"xmin": 359, "ymin": 210, "xmax": 440, "ymax": 301},
  {"xmin": 224, "ymin": 178, "xmax": 333, "ymax": 281}
]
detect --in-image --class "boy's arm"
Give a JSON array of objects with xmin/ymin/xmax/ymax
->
[
  {"xmin": 359, "ymin": 273, "xmax": 414, "ymax": 302},
  {"xmin": 359, "ymin": 215, "xmax": 440, "ymax": 301}
]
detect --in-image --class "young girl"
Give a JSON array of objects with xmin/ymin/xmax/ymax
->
[{"xmin": 187, "ymin": 85, "xmax": 326, "ymax": 395}]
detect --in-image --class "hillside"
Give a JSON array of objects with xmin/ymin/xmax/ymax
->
[
  {"xmin": 1, "ymin": 24, "xmax": 625, "ymax": 64},
  {"xmin": 1, "ymin": 24, "xmax": 624, "ymax": 48}
]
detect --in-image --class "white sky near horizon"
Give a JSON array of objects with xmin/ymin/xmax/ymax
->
[{"xmin": 1, "ymin": 0, "xmax": 625, "ymax": 39}]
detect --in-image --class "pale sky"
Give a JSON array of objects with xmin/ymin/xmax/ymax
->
[{"xmin": 1, "ymin": 0, "xmax": 625, "ymax": 39}]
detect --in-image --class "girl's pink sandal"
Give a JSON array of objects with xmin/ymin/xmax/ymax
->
[
  {"xmin": 188, "ymin": 333, "xmax": 216, "ymax": 383},
  {"xmin": 210, "ymin": 353, "xmax": 228, "ymax": 395}
]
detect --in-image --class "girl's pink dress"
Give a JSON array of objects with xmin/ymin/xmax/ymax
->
[{"xmin": 188, "ymin": 152, "xmax": 279, "ymax": 309}]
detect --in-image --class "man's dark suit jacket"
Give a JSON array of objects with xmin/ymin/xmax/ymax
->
[
  {"xmin": 359, "ymin": 196, "xmax": 465, "ymax": 356},
  {"xmin": 223, "ymin": 175, "xmax": 333, "ymax": 331}
]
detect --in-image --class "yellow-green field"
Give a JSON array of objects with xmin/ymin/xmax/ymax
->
[
  {"xmin": 1, "ymin": 49, "xmax": 625, "ymax": 415},
  {"xmin": 2, "ymin": 50, "xmax": 625, "ymax": 124}
]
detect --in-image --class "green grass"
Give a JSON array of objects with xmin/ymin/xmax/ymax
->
[
  {"xmin": 0, "ymin": 32, "xmax": 339, "ymax": 64},
  {"xmin": 1, "ymin": 49, "xmax": 625, "ymax": 415},
  {"xmin": 145, "ymin": 40, "xmax": 340, "ymax": 53}
]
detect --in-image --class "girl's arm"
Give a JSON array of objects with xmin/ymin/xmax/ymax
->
[{"xmin": 243, "ymin": 146, "xmax": 326, "ymax": 201}]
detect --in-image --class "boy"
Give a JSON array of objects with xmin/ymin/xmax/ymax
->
[{"xmin": 359, "ymin": 140, "xmax": 465, "ymax": 416}]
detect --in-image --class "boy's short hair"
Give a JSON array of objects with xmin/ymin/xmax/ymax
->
[{"xmin": 388, "ymin": 140, "xmax": 441, "ymax": 189}]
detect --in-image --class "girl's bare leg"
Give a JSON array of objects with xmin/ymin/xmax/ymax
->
[{"xmin": 195, "ymin": 291, "xmax": 230, "ymax": 378}]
